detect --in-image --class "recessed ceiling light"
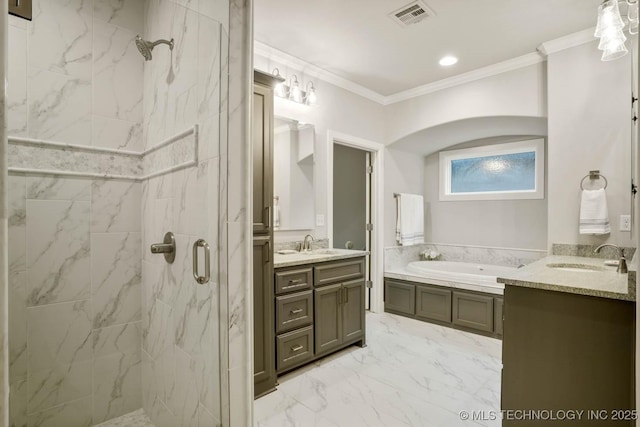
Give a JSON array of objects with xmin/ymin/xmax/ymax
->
[{"xmin": 439, "ymin": 55, "xmax": 458, "ymax": 66}]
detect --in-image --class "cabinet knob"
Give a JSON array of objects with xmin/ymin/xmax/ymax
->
[
  {"xmin": 290, "ymin": 308, "xmax": 303, "ymax": 315},
  {"xmin": 291, "ymin": 345, "xmax": 303, "ymax": 352}
]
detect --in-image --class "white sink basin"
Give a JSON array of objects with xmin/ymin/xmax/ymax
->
[{"xmin": 546, "ymin": 263, "xmax": 607, "ymax": 273}]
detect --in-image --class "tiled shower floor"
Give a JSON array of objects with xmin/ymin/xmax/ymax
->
[
  {"xmin": 95, "ymin": 409, "xmax": 155, "ymax": 427},
  {"xmin": 254, "ymin": 312, "xmax": 502, "ymax": 427}
]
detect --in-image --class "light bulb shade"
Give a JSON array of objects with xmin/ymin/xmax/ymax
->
[
  {"xmin": 602, "ymin": 41, "xmax": 629, "ymax": 61},
  {"xmin": 274, "ymin": 82, "xmax": 286, "ymax": 98},
  {"xmin": 598, "ymin": 30, "xmax": 627, "ymax": 50},
  {"xmin": 595, "ymin": 0, "xmax": 625, "ymax": 37},
  {"xmin": 306, "ymin": 89, "xmax": 317, "ymax": 105},
  {"xmin": 291, "ymin": 84, "xmax": 302, "ymax": 103}
]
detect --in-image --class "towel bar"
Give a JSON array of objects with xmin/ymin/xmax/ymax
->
[{"xmin": 580, "ymin": 170, "xmax": 608, "ymax": 190}]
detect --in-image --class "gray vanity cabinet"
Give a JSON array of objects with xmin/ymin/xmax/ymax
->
[
  {"xmin": 275, "ymin": 290, "xmax": 313, "ymax": 334},
  {"xmin": 384, "ymin": 280, "xmax": 415, "ymax": 315},
  {"xmin": 452, "ymin": 291, "xmax": 494, "ymax": 333},
  {"xmin": 342, "ymin": 279, "xmax": 366, "ymax": 342},
  {"xmin": 314, "ymin": 259, "xmax": 366, "ymax": 356},
  {"xmin": 253, "ymin": 237, "xmax": 275, "ymax": 397},
  {"xmin": 252, "ymin": 79, "xmax": 273, "ymax": 235},
  {"xmin": 314, "ymin": 279, "xmax": 366, "ymax": 356},
  {"xmin": 273, "ymin": 256, "xmax": 366, "ymax": 376},
  {"xmin": 314, "ymin": 283, "xmax": 343, "ymax": 355},
  {"xmin": 502, "ymin": 285, "xmax": 635, "ymax": 426},
  {"xmin": 253, "ymin": 71, "xmax": 279, "ymax": 398},
  {"xmin": 494, "ymin": 297, "xmax": 503, "ymax": 336}
]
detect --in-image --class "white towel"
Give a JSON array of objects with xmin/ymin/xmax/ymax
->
[
  {"xmin": 579, "ymin": 188, "xmax": 611, "ymax": 235},
  {"xmin": 396, "ymin": 193, "xmax": 424, "ymax": 246}
]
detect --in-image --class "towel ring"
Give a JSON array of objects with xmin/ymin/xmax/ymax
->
[{"xmin": 580, "ymin": 171, "xmax": 608, "ymax": 190}]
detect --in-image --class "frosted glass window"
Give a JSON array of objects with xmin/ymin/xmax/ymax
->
[
  {"xmin": 439, "ymin": 139, "xmax": 545, "ymax": 201},
  {"xmin": 450, "ymin": 152, "xmax": 536, "ymax": 193}
]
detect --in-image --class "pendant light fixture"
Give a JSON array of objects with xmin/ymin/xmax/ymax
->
[{"xmin": 595, "ymin": 0, "xmax": 639, "ymax": 61}]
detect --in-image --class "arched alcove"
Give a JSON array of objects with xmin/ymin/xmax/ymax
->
[{"xmin": 388, "ymin": 116, "xmax": 548, "ymax": 156}]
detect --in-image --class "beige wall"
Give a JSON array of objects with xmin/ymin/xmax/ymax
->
[
  {"xmin": 383, "ymin": 148, "xmax": 425, "ymax": 247},
  {"xmin": 256, "ymin": 40, "xmax": 636, "ymax": 253},
  {"xmin": 547, "ymin": 41, "xmax": 635, "ymax": 249},
  {"xmin": 424, "ymin": 137, "xmax": 548, "ymax": 250},
  {"xmin": 385, "ymin": 63, "xmax": 547, "ymax": 145},
  {"xmin": 253, "ymin": 54, "xmax": 387, "ymax": 241}
]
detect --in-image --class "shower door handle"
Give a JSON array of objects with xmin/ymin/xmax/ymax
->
[{"xmin": 192, "ymin": 239, "xmax": 211, "ymax": 285}]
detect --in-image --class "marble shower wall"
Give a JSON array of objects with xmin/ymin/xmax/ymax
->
[
  {"xmin": 7, "ymin": 1, "xmax": 144, "ymax": 426},
  {"xmin": 140, "ymin": 0, "xmax": 227, "ymax": 426},
  {"xmin": 7, "ymin": 176, "xmax": 142, "ymax": 427}
]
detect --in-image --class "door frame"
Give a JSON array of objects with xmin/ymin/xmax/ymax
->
[{"xmin": 326, "ymin": 130, "xmax": 385, "ymax": 314}]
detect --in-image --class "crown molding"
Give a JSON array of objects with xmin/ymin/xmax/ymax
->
[
  {"xmin": 384, "ymin": 52, "xmax": 545, "ymax": 105},
  {"xmin": 256, "ymin": 27, "xmax": 595, "ymax": 106},
  {"xmin": 537, "ymin": 27, "xmax": 596, "ymax": 57},
  {"xmin": 254, "ymin": 41, "xmax": 387, "ymax": 104}
]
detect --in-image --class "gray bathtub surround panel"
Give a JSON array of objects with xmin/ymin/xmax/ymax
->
[
  {"xmin": 384, "ymin": 243, "xmax": 547, "ymax": 271},
  {"xmin": 552, "ymin": 243, "xmax": 636, "ymax": 260},
  {"xmin": 497, "ymin": 255, "xmax": 636, "ymax": 302},
  {"xmin": 384, "ymin": 270, "xmax": 504, "ymax": 296},
  {"xmin": 274, "ymin": 238, "xmax": 329, "ymax": 252}
]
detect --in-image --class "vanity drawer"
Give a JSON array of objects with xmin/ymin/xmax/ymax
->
[
  {"xmin": 314, "ymin": 258, "xmax": 365, "ymax": 287},
  {"xmin": 276, "ymin": 326, "xmax": 314, "ymax": 373},
  {"xmin": 275, "ymin": 267, "xmax": 313, "ymax": 295},
  {"xmin": 275, "ymin": 290, "xmax": 313, "ymax": 334}
]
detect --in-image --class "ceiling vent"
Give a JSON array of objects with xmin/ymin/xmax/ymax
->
[{"xmin": 388, "ymin": 1, "xmax": 435, "ymax": 28}]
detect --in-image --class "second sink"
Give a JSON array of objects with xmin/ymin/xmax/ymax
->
[{"xmin": 546, "ymin": 263, "xmax": 608, "ymax": 273}]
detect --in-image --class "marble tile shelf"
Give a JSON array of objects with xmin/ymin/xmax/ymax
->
[{"xmin": 8, "ymin": 125, "xmax": 199, "ymax": 181}]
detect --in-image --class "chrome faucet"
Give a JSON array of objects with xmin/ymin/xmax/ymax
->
[
  {"xmin": 594, "ymin": 244, "xmax": 628, "ymax": 273},
  {"xmin": 302, "ymin": 234, "xmax": 315, "ymax": 252}
]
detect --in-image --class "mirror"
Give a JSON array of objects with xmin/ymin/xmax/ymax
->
[{"xmin": 273, "ymin": 117, "xmax": 315, "ymax": 230}]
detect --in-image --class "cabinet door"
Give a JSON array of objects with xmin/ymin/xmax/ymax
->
[
  {"xmin": 342, "ymin": 279, "xmax": 365, "ymax": 342},
  {"xmin": 452, "ymin": 291, "xmax": 494, "ymax": 333},
  {"xmin": 314, "ymin": 283, "xmax": 343, "ymax": 356},
  {"xmin": 494, "ymin": 297, "xmax": 504, "ymax": 336},
  {"xmin": 252, "ymin": 84, "xmax": 273, "ymax": 235},
  {"xmin": 384, "ymin": 279, "xmax": 415, "ymax": 315},
  {"xmin": 253, "ymin": 238, "xmax": 275, "ymax": 397},
  {"xmin": 416, "ymin": 284, "xmax": 452, "ymax": 323}
]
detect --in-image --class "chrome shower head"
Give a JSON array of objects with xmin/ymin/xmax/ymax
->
[{"xmin": 135, "ymin": 35, "xmax": 174, "ymax": 61}]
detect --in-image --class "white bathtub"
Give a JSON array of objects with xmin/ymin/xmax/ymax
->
[{"xmin": 406, "ymin": 260, "xmax": 517, "ymax": 289}]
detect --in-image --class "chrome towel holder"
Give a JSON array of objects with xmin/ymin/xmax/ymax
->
[{"xmin": 580, "ymin": 170, "xmax": 608, "ymax": 190}]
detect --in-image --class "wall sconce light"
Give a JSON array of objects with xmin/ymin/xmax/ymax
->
[
  {"xmin": 305, "ymin": 82, "xmax": 317, "ymax": 105},
  {"xmin": 595, "ymin": 0, "xmax": 639, "ymax": 61},
  {"xmin": 272, "ymin": 68, "xmax": 318, "ymax": 105}
]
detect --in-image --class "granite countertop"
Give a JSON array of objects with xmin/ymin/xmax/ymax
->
[
  {"xmin": 274, "ymin": 249, "xmax": 368, "ymax": 268},
  {"xmin": 497, "ymin": 255, "xmax": 636, "ymax": 302}
]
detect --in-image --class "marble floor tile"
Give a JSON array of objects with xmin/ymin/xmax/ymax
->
[{"xmin": 254, "ymin": 312, "xmax": 502, "ymax": 427}]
